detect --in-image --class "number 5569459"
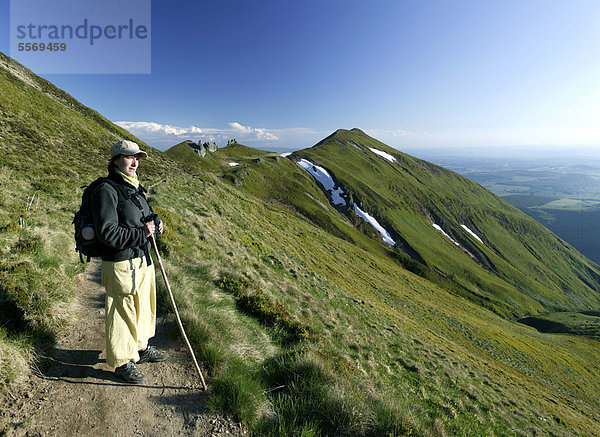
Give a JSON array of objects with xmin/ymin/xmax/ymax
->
[{"xmin": 18, "ymin": 42, "xmax": 66, "ymax": 51}]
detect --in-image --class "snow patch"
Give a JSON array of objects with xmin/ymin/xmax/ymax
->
[
  {"xmin": 354, "ymin": 204, "xmax": 395, "ymax": 246},
  {"xmin": 461, "ymin": 225, "xmax": 483, "ymax": 244},
  {"xmin": 369, "ymin": 148, "xmax": 396, "ymax": 163},
  {"xmin": 280, "ymin": 152, "xmax": 293, "ymax": 157},
  {"xmin": 297, "ymin": 159, "xmax": 346, "ymax": 206},
  {"xmin": 228, "ymin": 162, "xmax": 240, "ymax": 167},
  {"xmin": 432, "ymin": 223, "xmax": 460, "ymax": 246}
]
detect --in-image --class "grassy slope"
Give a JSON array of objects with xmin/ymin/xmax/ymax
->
[
  {"xmin": 165, "ymin": 141, "xmax": 223, "ymax": 173},
  {"xmin": 520, "ymin": 311, "xmax": 600, "ymax": 339},
  {"xmin": 293, "ymin": 129, "xmax": 600, "ymax": 319},
  {"xmin": 154, "ymin": 168, "xmax": 600, "ymax": 436},
  {"xmin": 2, "ymin": 53, "xmax": 600, "ymax": 436},
  {"xmin": 170, "ymin": 142, "xmax": 399, "ymax": 258},
  {"xmin": 163, "ymin": 135, "xmax": 600, "ymax": 434}
]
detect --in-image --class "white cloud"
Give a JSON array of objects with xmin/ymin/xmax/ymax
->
[
  {"xmin": 228, "ymin": 122, "xmax": 279, "ymax": 141},
  {"xmin": 115, "ymin": 121, "xmax": 202, "ymax": 137},
  {"xmin": 114, "ymin": 120, "xmax": 600, "ymax": 155},
  {"xmin": 114, "ymin": 120, "xmax": 280, "ymax": 150},
  {"xmin": 229, "ymin": 122, "xmax": 252, "ymax": 134},
  {"xmin": 365, "ymin": 128, "xmax": 417, "ymax": 139}
]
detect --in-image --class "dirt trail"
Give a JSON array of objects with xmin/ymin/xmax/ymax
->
[{"xmin": 1, "ymin": 260, "xmax": 247, "ymax": 436}]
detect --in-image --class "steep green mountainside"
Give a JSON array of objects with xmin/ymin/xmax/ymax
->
[
  {"xmin": 185, "ymin": 127, "xmax": 600, "ymax": 319},
  {"xmin": 0, "ymin": 52, "xmax": 170, "ymax": 182},
  {"xmin": 165, "ymin": 140, "xmax": 208, "ymax": 163},
  {"xmin": 288, "ymin": 129, "xmax": 600, "ymax": 318},
  {"xmin": 3, "ymin": 52, "xmax": 600, "ymax": 436}
]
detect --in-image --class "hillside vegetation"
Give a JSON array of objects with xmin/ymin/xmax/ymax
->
[{"xmin": 2, "ymin": 52, "xmax": 600, "ymax": 436}]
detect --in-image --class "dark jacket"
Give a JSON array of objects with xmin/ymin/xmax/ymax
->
[{"xmin": 91, "ymin": 168, "xmax": 153, "ymax": 262}]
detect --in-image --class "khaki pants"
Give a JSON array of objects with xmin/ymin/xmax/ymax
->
[{"xmin": 101, "ymin": 256, "xmax": 156, "ymax": 368}]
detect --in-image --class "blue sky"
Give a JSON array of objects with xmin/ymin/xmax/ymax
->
[{"xmin": 2, "ymin": 0, "xmax": 599, "ymax": 153}]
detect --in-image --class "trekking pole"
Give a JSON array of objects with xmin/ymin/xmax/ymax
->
[{"xmin": 149, "ymin": 235, "xmax": 208, "ymax": 390}]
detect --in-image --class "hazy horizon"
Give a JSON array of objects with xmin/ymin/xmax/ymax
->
[{"xmin": 150, "ymin": 134, "xmax": 600, "ymax": 164}]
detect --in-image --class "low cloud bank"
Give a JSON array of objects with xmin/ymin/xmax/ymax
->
[
  {"xmin": 115, "ymin": 120, "xmax": 281, "ymax": 150},
  {"xmin": 114, "ymin": 121, "xmax": 332, "ymax": 152}
]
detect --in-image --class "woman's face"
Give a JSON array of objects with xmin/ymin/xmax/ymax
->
[{"xmin": 115, "ymin": 154, "xmax": 140, "ymax": 177}]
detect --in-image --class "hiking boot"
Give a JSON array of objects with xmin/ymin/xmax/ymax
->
[
  {"xmin": 137, "ymin": 345, "xmax": 169, "ymax": 364},
  {"xmin": 114, "ymin": 361, "xmax": 146, "ymax": 384}
]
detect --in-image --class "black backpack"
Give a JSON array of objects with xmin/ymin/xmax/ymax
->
[{"xmin": 73, "ymin": 177, "xmax": 129, "ymax": 263}]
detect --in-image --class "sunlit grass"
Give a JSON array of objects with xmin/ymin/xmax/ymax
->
[
  {"xmin": 150, "ymin": 169, "xmax": 600, "ymax": 435},
  {"xmin": 3, "ymin": 52, "xmax": 600, "ymax": 436}
]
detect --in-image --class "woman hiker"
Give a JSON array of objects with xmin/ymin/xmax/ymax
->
[{"xmin": 91, "ymin": 139, "xmax": 168, "ymax": 383}]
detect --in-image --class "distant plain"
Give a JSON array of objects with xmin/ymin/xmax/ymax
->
[{"xmin": 412, "ymin": 150, "xmax": 600, "ymax": 265}]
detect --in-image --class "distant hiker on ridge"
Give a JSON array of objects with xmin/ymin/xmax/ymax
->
[{"xmin": 91, "ymin": 140, "xmax": 168, "ymax": 384}]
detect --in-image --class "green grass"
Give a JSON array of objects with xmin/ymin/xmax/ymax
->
[
  {"xmin": 0, "ymin": 327, "xmax": 32, "ymax": 386},
  {"xmin": 538, "ymin": 198, "xmax": 600, "ymax": 210},
  {"xmin": 519, "ymin": 311, "xmax": 600, "ymax": 338},
  {"xmin": 291, "ymin": 129, "xmax": 600, "ymax": 319},
  {"xmin": 218, "ymin": 271, "xmax": 312, "ymax": 344},
  {"xmin": 3, "ymin": 52, "xmax": 600, "ymax": 436},
  {"xmin": 149, "ymin": 168, "xmax": 600, "ymax": 435}
]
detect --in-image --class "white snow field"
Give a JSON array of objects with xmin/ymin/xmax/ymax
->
[
  {"xmin": 297, "ymin": 158, "xmax": 396, "ymax": 246},
  {"xmin": 368, "ymin": 148, "xmax": 396, "ymax": 163},
  {"xmin": 297, "ymin": 159, "xmax": 347, "ymax": 206},
  {"xmin": 432, "ymin": 223, "xmax": 460, "ymax": 246},
  {"xmin": 354, "ymin": 204, "xmax": 396, "ymax": 246},
  {"xmin": 461, "ymin": 224, "xmax": 484, "ymax": 244}
]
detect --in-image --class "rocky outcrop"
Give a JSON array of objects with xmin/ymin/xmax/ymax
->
[
  {"xmin": 186, "ymin": 140, "xmax": 224, "ymax": 155},
  {"xmin": 185, "ymin": 139, "xmax": 236, "ymax": 156},
  {"xmin": 187, "ymin": 140, "xmax": 207, "ymax": 157}
]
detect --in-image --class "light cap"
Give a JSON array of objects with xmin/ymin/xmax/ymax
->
[{"xmin": 110, "ymin": 140, "xmax": 148, "ymax": 159}]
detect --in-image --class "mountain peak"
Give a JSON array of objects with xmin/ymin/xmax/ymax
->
[
  {"xmin": 332, "ymin": 127, "xmax": 366, "ymax": 136},
  {"xmin": 309, "ymin": 127, "xmax": 397, "ymax": 157},
  {"xmin": 311, "ymin": 127, "xmax": 369, "ymax": 149}
]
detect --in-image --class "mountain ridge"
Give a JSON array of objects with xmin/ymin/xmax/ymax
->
[
  {"xmin": 285, "ymin": 129, "xmax": 600, "ymax": 318},
  {"xmin": 3, "ymin": 52, "xmax": 600, "ymax": 436},
  {"xmin": 163, "ymin": 126, "xmax": 600, "ymax": 321}
]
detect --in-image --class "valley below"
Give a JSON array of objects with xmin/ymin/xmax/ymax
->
[{"xmin": 417, "ymin": 152, "xmax": 600, "ymax": 265}]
